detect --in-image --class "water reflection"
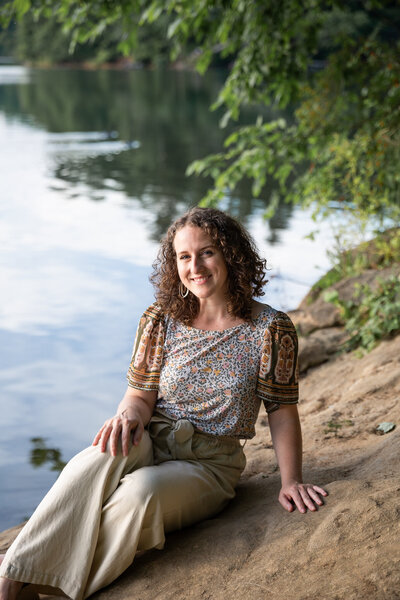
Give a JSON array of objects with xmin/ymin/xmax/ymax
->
[
  {"xmin": 30, "ymin": 438, "xmax": 66, "ymax": 472},
  {"xmin": 0, "ymin": 67, "xmax": 295, "ymax": 242}
]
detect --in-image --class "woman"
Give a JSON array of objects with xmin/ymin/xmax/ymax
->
[{"xmin": 0, "ymin": 207, "xmax": 327, "ymax": 600}]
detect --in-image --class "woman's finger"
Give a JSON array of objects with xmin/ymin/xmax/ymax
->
[
  {"xmin": 278, "ymin": 492, "xmax": 295, "ymax": 512},
  {"xmin": 109, "ymin": 420, "xmax": 122, "ymax": 457},
  {"xmin": 132, "ymin": 421, "xmax": 143, "ymax": 447},
  {"xmin": 100, "ymin": 423, "xmax": 113, "ymax": 453},
  {"xmin": 307, "ymin": 487, "xmax": 325, "ymax": 506},
  {"xmin": 312, "ymin": 485, "xmax": 328, "ymax": 496},
  {"xmin": 298, "ymin": 486, "xmax": 318, "ymax": 511},
  {"xmin": 92, "ymin": 424, "xmax": 106, "ymax": 446},
  {"xmin": 121, "ymin": 420, "xmax": 135, "ymax": 456},
  {"xmin": 289, "ymin": 489, "xmax": 306, "ymax": 514}
]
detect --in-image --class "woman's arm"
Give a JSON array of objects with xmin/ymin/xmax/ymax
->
[
  {"xmin": 268, "ymin": 404, "xmax": 327, "ymax": 513},
  {"xmin": 92, "ymin": 387, "xmax": 157, "ymax": 457}
]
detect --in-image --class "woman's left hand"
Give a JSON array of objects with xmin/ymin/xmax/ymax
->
[{"xmin": 279, "ymin": 481, "xmax": 328, "ymax": 513}]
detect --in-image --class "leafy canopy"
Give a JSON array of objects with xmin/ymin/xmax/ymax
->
[{"xmin": 2, "ymin": 0, "xmax": 400, "ymax": 224}]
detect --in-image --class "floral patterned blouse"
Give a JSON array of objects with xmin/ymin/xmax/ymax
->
[{"xmin": 127, "ymin": 303, "xmax": 299, "ymax": 439}]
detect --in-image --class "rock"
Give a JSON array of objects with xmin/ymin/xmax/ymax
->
[
  {"xmin": 376, "ymin": 422, "xmax": 396, "ymax": 435},
  {"xmin": 298, "ymin": 327, "xmax": 348, "ymax": 373},
  {"xmin": 0, "ymin": 523, "xmax": 24, "ymax": 555},
  {"xmin": 298, "ymin": 334, "xmax": 329, "ymax": 372},
  {"xmin": 289, "ymin": 306, "xmax": 342, "ymax": 336}
]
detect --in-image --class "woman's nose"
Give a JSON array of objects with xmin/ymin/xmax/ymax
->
[
  {"xmin": 190, "ymin": 256, "xmax": 198, "ymax": 270},
  {"xmin": 190, "ymin": 255, "xmax": 201, "ymax": 271}
]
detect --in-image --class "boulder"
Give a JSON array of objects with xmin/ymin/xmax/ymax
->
[{"xmin": 297, "ymin": 327, "xmax": 348, "ymax": 373}]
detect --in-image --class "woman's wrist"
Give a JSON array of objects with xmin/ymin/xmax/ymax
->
[
  {"xmin": 281, "ymin": 475, "xmax": 303, "ymax": 487},
  {"xmin": 117, "ymin": 404, "xmax": 141, "ymax": 419},
  {"xmin": 117, "ymin": 394, "xmax": 152, "ymax": 425},
  {"xmin": 118, "ymin": 407, "xmax": 134, "ymax": 418}
]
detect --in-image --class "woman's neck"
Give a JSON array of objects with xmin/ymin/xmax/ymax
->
[
  {"xmin": 191, "ymin": 299, "xmax": 244, "ymax": 331},
  {"xmin": 190, "ymin": 299, "xmax": 266, "ymax": 331}
]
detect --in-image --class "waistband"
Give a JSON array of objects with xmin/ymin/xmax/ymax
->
[{"xmin": 150, "ymin": 409, "xmax": 241, "ymax": 446}]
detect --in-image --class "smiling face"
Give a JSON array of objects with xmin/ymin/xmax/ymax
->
[{"xmin": 173, "ymin": 225, "xmax": 229, "ymax": 302}]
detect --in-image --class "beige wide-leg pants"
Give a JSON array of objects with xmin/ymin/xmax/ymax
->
[{"xmin": 0, "ymin": 412, "xmax": 246, "ymax": 600}]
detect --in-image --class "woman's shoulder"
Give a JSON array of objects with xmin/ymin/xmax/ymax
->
[
  {"xmin": 140, "ymin": 302, "xmax": 166, "ymax": 324},
  {"xmin": 251, "ymin": 300, "xmax": 269, "ymax": 319},
  {"xmin": 252, "ymin": 301, "xmax": 295, "ymax": 329}
]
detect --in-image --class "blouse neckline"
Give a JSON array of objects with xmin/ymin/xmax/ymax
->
[{"xmin": 177, "ymin": 304, "xmax": 272, "ymax": 334}]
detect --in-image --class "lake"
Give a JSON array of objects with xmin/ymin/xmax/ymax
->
[{"xmin": 0, "ymin": 65, "xmax": 334, "ymax": 530}]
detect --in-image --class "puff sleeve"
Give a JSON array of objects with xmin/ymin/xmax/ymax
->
[
  {"xmin": 256, "ymin": 311, "xmax": 299, "ymax": 413},
  {"xmin": 126, "ymin": 303, "xmax": 165, "ymax": 392}
]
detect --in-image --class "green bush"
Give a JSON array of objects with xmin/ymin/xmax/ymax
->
[{"xmin": 324, "ymin": 274, "xmax": 400, "ymax": 353}]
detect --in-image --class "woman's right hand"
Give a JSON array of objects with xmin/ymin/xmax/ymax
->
[{"xmin": 92, "ymin": 410, "xmax": 144, "ymax": 457}]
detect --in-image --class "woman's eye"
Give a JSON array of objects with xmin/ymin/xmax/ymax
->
[{"xmin": 178, "ymin": 250, "xmax": 213, "ymax": 260}]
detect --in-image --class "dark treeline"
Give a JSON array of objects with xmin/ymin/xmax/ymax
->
[
  {"xmin": 0, "ymin": 6, "xmax": 188, "ymax": 66},
  {"xmin": 2, "ymin": 1, "xmax": 398, "ymax": 71}
]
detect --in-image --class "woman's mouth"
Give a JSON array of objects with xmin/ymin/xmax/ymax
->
[{"xmin": 191, "ymin": 275, "xmax": 210, "ymax": 284}]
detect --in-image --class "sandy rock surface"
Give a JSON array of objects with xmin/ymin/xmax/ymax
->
[{"xmin": 1, "ymin": 284, "xmax": 399, "ymax": 600}]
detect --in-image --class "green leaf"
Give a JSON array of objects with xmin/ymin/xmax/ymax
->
[
  {"xmin": 14, "ymin": 0, "xmax": 30, "ymax": 18},
  {"xmin": 140, "ymin": 4, "xmax": 163, "ymax": 24},
  {"xmin": 167, "ymin": 17, "xmax": 182, "ymax": 39},
  {"xmin": 323, "ymin": 290, "xmax": 340, "ymax": 304}
]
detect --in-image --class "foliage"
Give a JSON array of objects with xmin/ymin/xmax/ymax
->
[
  {"xmin": 323, "ymin": 417, "xmax": 354, "ymax": 437},
  {"xmin": 1, "ymin": 0, "xmax": 400, "ymax": 224},
  {"xmin": 0, "ymin": 7, "xmax": 15, "ymax": 56},
  {"xmin": 187, "ymin": 23, "xmax": 400, "ymax": 223},
  {"xmin": 324, "ymin": 274, "xmax": 400, "ymax": 353},
  {"xmin": 0, "ymin": 0, "xmax": 173, "ymax": 65},
  {"xmin": 13, "ymin": 11, "xmax": 126, "ymax": 64},
  {"xmin": 310, "ymin": 227, "xmax": 400, "ymax": 298}
]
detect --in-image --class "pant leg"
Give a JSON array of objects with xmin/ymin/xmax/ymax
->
[
  {"xmin": 1, "ymin": 417, "xmax": 245, "ymax": 600},
  {"xmin": 83, "ymin": 417, "xmax": 246, "ymax": 598},
  {"xmin": 0, "ymin": 433, "xmax": 154, "ymax": 600}
]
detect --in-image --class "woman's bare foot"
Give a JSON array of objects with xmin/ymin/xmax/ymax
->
[{"xmin": 0, "ymin": 576, "xmax": 24, "ymax": 600}]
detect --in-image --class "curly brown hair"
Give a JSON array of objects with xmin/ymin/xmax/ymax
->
[{"xmin": 150, "ymin": 207, "xmax": 268, "ymax": 324}]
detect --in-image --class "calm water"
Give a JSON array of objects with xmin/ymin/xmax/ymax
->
[{"xmin": 0, "ymin": 66, "xmax": 333, "ymax": 530}]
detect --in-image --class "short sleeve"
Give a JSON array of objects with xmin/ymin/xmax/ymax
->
[
  {"xmin": 126, "ymin": 304, "xmax": 165, "ymax": 392},
  {"xmin": 256, "ymin": 312, "xmax": 299, "ymax": 413}
]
